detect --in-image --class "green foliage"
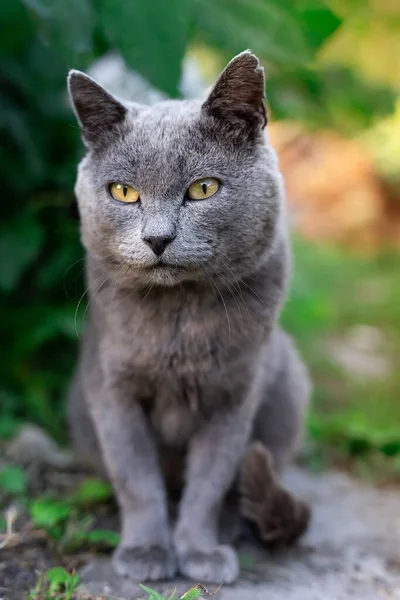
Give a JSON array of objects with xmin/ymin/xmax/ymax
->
[
  {"xmin": 83, "ymin": 527, "xmax": 119, "ymax": 547},
  {"xmin": 68, "ymin": 477, "xmax": 113, "ymax": 507},
  {"xmin": 0, "ymin": 465, "xmax": 27, "ymax": 495},
  {"xmin": 0, "ymin": 210, "xmax": 44, "ymax": 292},
  {"xmin": 282, "ymin": 238, "xmax": 400, "ymax": 475},
  {"xmin": 180, "ymin": 584, "xmax": 205, "ymax": 599},
  {"xmin": 31, "ymin": 498, "xmax": 72, "ymax": 529},
  {"xmin": 98, "ymin": 0, "xmax": 190, "ymax": 96},
  {"xmin": 29, "ymin": 567, "xmax": 79, "ymax": 600},
  {"xmin": 57, "ymin": 516, "xmax": 120, "ymax": 553},
  {"xmin": 140, "ymin": 584, "xmax": 171, "ymax": 600},
  {"xmin": 26, "ymin": 478, "xmax": 118, "ymax": 551},
  {"xmin": 140, "ymin": 583, "xmax": 210, "ymax": 600},
  {"xmin": 22, "ymin": 0, "xmax": 94, "ymax": 68}
]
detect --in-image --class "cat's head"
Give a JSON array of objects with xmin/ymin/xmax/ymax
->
[{"xmin": 68, "ymin": 51, "xmax": 283, "ymax": 288}]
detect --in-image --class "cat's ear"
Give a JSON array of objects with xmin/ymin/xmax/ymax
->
[
  {"xmin": 202, "ymin": 51, "xmax": 266, "ymax": 136},
  {"xmin": 68, "ymin": 70, "xmax": 128, "ymax": 149}
]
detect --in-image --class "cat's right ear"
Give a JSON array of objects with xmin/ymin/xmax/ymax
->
[
  {"xmin": 202, "ymin": 51, "xmax": 266, "ymax": 140},
  {"xmin": 67, "ymin": 70, "xmax": 127, "ymax": 149}
]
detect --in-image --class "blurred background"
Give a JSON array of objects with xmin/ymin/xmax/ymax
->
[{"xmin": 1, "ymin": 0, "xmax": 399, "ymax": 482}]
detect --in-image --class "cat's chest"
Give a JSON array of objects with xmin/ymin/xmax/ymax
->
[
  {"xmin": 106, "ymin": 290, "xmax": 229, "ymax": 379},
  {"xmin": 130, "ymin": 306, "xmax": 219, "ymax": 376}
]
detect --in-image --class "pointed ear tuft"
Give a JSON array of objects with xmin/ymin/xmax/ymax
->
[
  {"xmin": 202, "ymin": 51, "xmax": 266, "ymax": 136},
  {"xmin": 67, "ymin": 70, "xmax": 127, "ymax": 148}
]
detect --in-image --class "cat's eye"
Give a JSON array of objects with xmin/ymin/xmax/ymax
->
[
  {"xmin": 110, "ymin": 183, "xmax": 140, "ymax": 203},
  {"xmin": 186, "ymin": 178, "xmax": 220, "ymax": 201}
]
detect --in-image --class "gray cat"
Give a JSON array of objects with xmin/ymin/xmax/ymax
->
[{"xmin": 67, "ymin": 51, "xmax": 311, "ymax": 584}]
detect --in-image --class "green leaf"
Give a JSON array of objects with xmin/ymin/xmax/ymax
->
[
  {"xmin": 140, "ymin": 584, "xmax": 167, "ymax": 600},
  {"xmin": 0, "ymin": 466, "xmax": 27, "ymax": 495},
  {"xmin": 21, "ymin": 0, "xmax": 94, "ymax": 68},
  {"xmin": 293, "ymin": 0, "xmax": 341, "ymax": 50},
  {"xmin": 193, "ymin": 0, "xmax": 312, "ymax": 66},
  {"xmin": 46, "ymin": 567, "xmax": 80, "ymax": 596},
  {"xmin": 85, "ymin": 528, "xmax": 120, "ymax": 547},
  {"xmin": 180, "ymin": 585, "xmax": 203, "ymax": 600},
  {"xmin": 0, "ymin": 0, "xmax": 34, "ymax": 52},
  {"xmin": 46, "ymin": 567, "xmax": 71, "ymax": 593},
  {"xmin": 98, "ymin": 0, "xmax": 190, "ymax": 96},
  {"xmin": 30, "ymin": 498, "xmax": 72, "ymax": 528},
  {"xmin": 70, "ymin": 477, "xmax": 113, "ymax": 507},
  {"xmin": 0, "ymin": 415, "xmax": 19, "ymax": 440},
  {"xmin": 0, "ymin": 211, "xmax": 44, "ymax": 292}
]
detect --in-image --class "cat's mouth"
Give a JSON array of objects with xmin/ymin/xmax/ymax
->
[
  {"xmin": 145, "ymin": 260, "xmax": 187, "ymax": 271},
  {"xmin": 138, "ymin": 259, "xmax": 197, "ymax": 287}
]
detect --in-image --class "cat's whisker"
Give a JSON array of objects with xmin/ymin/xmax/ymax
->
[
  {"xmin": 81, "ymin": 261, "xmax": 129, "ymax": 334},
  {"xmin": 63, "ymin": 256, "xmax": 85, "ymax": 297},
  {"xmin": 217, "ymin": 251, "xmax": 266, "ymax": 308},
  {"xmin": 235, "ymin": 276, "xmax": 266, "ymax": 307},
  {"xmin": 74, "ymin": 261, "xmax": 120, "ymax": 338},
  {"xmin": 204, "ymin": 254, "xmax": 251, "ymax": 323},
  {"xmin": 75, "ymin": 271, "xmax": 109, "ymax": 339},
  {"xmin": 142, "ymin": 272, "xmax": 155, "ymax": 300},
  {"xmin": 109, "ymin": 262, "xmax": 130, "ymax": 313},
  {"xmin": 215, "ymin": 270, "xmax": 245, "ymax": 329},
  {"xmin": 179, "ymin": 282, "xmax": 186, "ymax": 309},
  {"xmin": 202, "ymin": 271, "xmax": 231, "ymax": 338},
  {"xmin": 74, "ymin": 285, "xmax": 92, "ymax": 340}
]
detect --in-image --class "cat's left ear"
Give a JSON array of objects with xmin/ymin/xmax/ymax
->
[
  {"xmin": 68, "ymin": 70, "xmax": 128, "ymax": 149},
  {"xmin": 202, "ymin": 51, "xmax": 266, "ymax": 137}
]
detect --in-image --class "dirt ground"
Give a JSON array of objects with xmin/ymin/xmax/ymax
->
[{"xmin": 1, "ymin": 427, "xmax": 400, "ymax": 600}]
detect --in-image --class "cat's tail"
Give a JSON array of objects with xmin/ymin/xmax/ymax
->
[{"xmin": 239, "ymin": 441, "xmax": 311, "ymax": 546}]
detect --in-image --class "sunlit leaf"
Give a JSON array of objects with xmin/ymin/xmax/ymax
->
[
  {"xmin": 70, "ymin": 477, "xmax": 113, "ymax": 507},
  {"xmin": 46, "ymin": 567, "xmax": 71, "ymax": 593},
  {"xmin": 85, "ymin": 528, "xmax": 120, "ymax": 547},
  {"xmin": 31, "ymin": 498, "xmax": 72, "ymax": 528},
  {"xmin": 294, "ymin": 0, "xmax": 342, "ymax": 50},
  {"xmin": 140, "ymin": 584, "xmax": 168, "ymax": 600}
]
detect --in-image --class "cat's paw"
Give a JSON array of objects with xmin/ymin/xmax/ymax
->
[
  {"xmin": 112, "ymin": 545, "xmax": 177, "ymax": 581},
  {"xmin": 177, "ymin": 545, "xmax": 239, "ymax": 584}
]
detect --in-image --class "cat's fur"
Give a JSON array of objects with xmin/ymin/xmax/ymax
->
[{"xmin": 67, "ymin": 51, "xmax": 311, "ymax": 584}]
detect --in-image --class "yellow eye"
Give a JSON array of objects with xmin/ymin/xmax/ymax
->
[
  {"xmin": 187, "ymin": 178, "xmax": 220, "ymax": 200},
  {"xmin": 110, "ymin": 183, "xmax": 140, "ymax": 203}
]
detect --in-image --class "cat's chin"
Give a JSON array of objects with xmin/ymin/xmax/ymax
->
[{"xmin": 146, "ymin": 266, "xmax": 185, "ymax": 287}]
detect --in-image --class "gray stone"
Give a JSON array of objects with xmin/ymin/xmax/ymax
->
[
  {"xmin": 5, "ymin": 424, "xmax": 74, "ymax": 469},
  {"xmin": 77, "ymin": 468, "xmax": 400, "ymax": 600}
]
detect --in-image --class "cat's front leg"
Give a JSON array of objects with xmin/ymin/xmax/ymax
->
[
  {"xmin": 174, "ymin": 402, "xmax": 253, "ymax": 583},
  {"xmin": 87, "ymin": 375, "xmax": 176, "ymax": 581}
]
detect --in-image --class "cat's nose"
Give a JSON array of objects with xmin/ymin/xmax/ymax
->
[{"xmin": 143, "ymin": 234, "xmax": 175, "ymax": 256}]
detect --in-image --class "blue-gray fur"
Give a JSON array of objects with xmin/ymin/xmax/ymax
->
[{"xmin": 67, "ymin": 51, "xmax": 310, "ymax": 584}]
